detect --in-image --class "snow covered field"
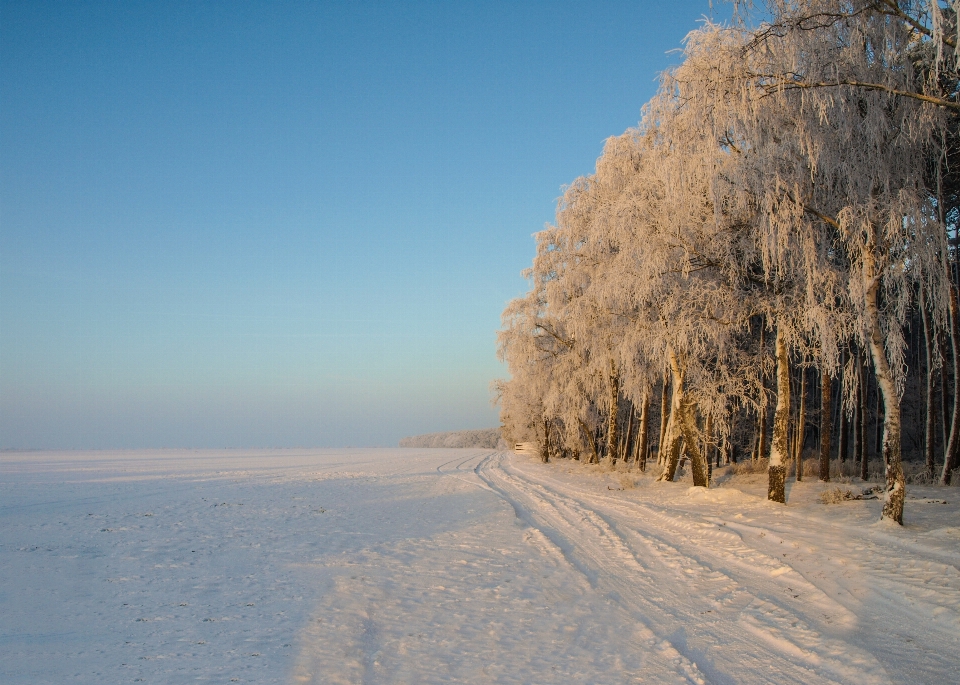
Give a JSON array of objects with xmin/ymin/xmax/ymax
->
[{"xmin": 2, "ymin": 448, "xmax": 958, "ymax": 684}]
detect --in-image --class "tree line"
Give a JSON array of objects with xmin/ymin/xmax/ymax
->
[{"xmin": 496, "ymin": 1, "xmax": 960, "ymax": 524}]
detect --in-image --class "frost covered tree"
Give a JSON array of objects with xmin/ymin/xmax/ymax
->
[
  {"xmin": 592, "ymin": 106, "xmax": 764, "ymax": 487},
  {"xmin": 726, "ymin": 0, "xmax": 952, "ymax": 519},
  {"xmin": 497, "ymin": 0, "xmax": 954, "ymax": 525}
]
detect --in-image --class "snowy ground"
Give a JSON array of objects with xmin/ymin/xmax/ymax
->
[{"xmin": 2, "ymin": 449, "xmax": 958, "ymax": 684}]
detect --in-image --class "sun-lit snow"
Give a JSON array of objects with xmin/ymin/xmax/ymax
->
[{"xmin": 2, "ymin": 448, "xmax": 958, "ymax": 683}]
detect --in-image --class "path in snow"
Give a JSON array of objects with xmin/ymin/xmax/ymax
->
[
  {"xmin": 480, "ymin": 453, "xmax": 960, "ymax": 684},
  {"xmin": 2, "ymin": 449, "xmax": 958, "ymax": 683}
]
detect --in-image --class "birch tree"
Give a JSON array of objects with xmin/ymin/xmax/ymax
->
[{"xmin": 496, "ymin": 1, "xmax": 952, "ymax": 526}]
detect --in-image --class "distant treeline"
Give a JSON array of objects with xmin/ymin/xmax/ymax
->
[{"xmin": 400, "ymin": 429, "xmax": 505, "ymax": 449}]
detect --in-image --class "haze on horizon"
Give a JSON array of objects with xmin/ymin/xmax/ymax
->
[{"xmin": 1, "ymin": 0, "xmax": 722, "ymax": 449}]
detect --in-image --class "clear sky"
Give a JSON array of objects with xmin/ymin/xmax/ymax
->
[{"xmin": 1, "ymin": 0, "xmax": 723, "ymax": 448}]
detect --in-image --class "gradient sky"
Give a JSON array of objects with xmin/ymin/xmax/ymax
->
[{"xmin": 1, "ymin": 0, "xmax": 723, "ymax": 448}]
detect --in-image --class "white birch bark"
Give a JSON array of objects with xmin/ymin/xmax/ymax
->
[
  {"xmin": 658, "ymin": 372, "xmax": 670, "ymax": 465},
  {"xmin": 769, "ymin": 323, "xmax": 790, "ymax": 503},
  {"xmin": 861, "ymin": 245, "xmax": 906, "ymax": 523},
  {"xmin": 637, "ymin": 390, "xmax": 650, "ymax": 472},
  {"xmin": 658, "ymin": 354, "xmax": 686, "ymax": 482},
  {"xmin": 658, "ymin": 345, "xmax": 709, "ymax": 486},
  {"xmin": 920, "ymin": 289, "xmax": 936, "ymax": 477},
  {"xmin": 941, "ymin": 285, "xmax": 960, "ymax": 483}
]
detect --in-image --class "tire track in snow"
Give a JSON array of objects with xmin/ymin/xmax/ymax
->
[
  {"xmin": 436, "ymin": 451, "xmax": 605, "ymax": 586},
  {"xmin": 435, "ymin": 451, "xmax": 499, "ymax": 494},
  {"xmin": 709, "ymin": 506, "xmax": 960, "ymax": 679},
  {"xmin": 510, "ymin": 460, "xmax": 896, "ymax": 684},
  {"xmin": 719, "ymin": 516, "xmax": 960, "ymax": 630},
  {"xmin": 481, "ymin": 453, "xmax": 891, "ymax": 685},
  {"xmin": 476, "ymin": 453, "xmax": 713, "ymax": 685},
  {"xmin": 295, "ymin": 449, "xmax": 680, "ymax": 684}
]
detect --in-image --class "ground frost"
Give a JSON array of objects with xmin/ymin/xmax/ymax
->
[{"xmin": 2, "ymin": 449, "xmax": 958, "ymax": 683}]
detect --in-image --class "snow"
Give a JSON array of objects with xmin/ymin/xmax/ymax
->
[{"xmin": 2, "ymin": 449, "xmax": 958, "ymax": 683}]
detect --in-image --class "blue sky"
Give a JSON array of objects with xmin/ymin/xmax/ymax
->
[{"xmin": 1, "ymin": 0, "xmax": 722, "ymax": 448}]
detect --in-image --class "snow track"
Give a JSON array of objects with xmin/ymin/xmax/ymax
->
[
  {"xmin": 3, "ymin": 448, "xmax": 958, "ymax": 684},
  {"xmin": 477, "ymin": 452, "xmax": 959, "ymax": 684}
]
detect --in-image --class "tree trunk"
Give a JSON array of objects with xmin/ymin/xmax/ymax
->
[
  {"xmin": 658, "ymin": 371, "xmax": 670, "ymax": 465},
  {"xmin": 720, "ymin": 408, "xmax": 730, "ymax": 467},
  {"xmin": 861, "ymin": 247, "xmax": 905, "ymax": 523},
  {"xmin": 658, "ymin": 346, "xmax": 709, "ymax": 486},
  {"xmin": 637, "ymin": 390, "xmax": 650, "ymax": 472},
  {"xmin": 941, "ymin": 338, "xmax": 948, "ymax": 459},
  {"xmin": 623, "ymin": 404, "xmax": 635, "ymax": 466},
  {"xmin": 768, "ymin": 323, "xmax": 790, "ymax": 503},
  {"xmin": 820, "ymin": 366, "xmax": 832, "ymax": 482},
  {"xmin": 795, "ymin": 363, "xmax": 807, "ymax": 482},
  {"xmin": 578, "ymin": 418, "xmax": 599, "ymax": 464},
  {"xmin": 606, "ymin": 360, "xmax": 620, "ymax": 463},
  {"xmin": 788, "ymin": 366, "xmax": 797, "ymax": 471},
  {"xmin": 758, "ymin": 324, "xmax": 768, "ymax": 462},
  {"xmin": 853, "ymin": 352, "xmax": 865, "ymax": 470},
  {"xmin": 921, "ymin": 291, "xmax": 936, "ymax": 478},
  {"xmin": 728, "ymin": 406, "xmax": 738, "ymax": 464},
  {"xmin": 681, "ymin": 403, "xmax": 708, "ymax": 487},
  {"xmin": 704, "ymin": 413, "xmax": 714, "ymax": 485},
  {"xmin": 853, "ymin": 378, "xmax": 860, "ymax": 470},
  {"xmin": 938, "ymin": 165, "xmax": 956, "ymax": 482},
  {"xmin": 838, "ymin": 400, "xmax": 849, "ymax": 464},
  {"xmin": 541, "ymin": 419, "xmax": 550, "ymax": 463},
  {"xmin": 876, "ymin": 384, "xmax": 884, "ymax": 466},
  {"xmin": 838, "ymin": 349, "xmax": 848, "ymax": 464},
  {"xmin": 942, "ymin": 285, "xmax": 960, "ymax": 484},
  {"xmin": 659, "ymin": 391, "xmax": 684, "ymax": 482},
  {"xmin": 852, "ymin": 354, "xmax": 861, "ymax": 469},
  {"xmin": 860, "ymin": 364, "xmax": 869, "ymax": 481}
]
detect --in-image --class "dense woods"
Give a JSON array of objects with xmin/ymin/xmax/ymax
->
[{"xmin": 496, "ymin": 1, "xmax": 960, "ymax": 524}]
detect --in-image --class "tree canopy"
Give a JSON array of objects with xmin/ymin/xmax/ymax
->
[{"xmin": 498, "ymin": 1, "xmax": 960, "ymax": 524}]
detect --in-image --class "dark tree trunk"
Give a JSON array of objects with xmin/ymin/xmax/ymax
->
[
  {"xmin": 729, "ymin": 407, "xmax": 738, "ymax": 464},
  {"xmin": 838, "ymin": 349, "xmax": 849, "ymax": 464},
  {"xmin": 838, "ymin": 406, "xmax": 849, "ymax": 463},
  {"xmin": 921, "ymin": 292, "xmax": 936, "ymax": 478},
  {"xmin": 819, "ymin": 367, "xmax": 832, "ymax": 482},
  {"xmin": 758, "ymin": 324, "xmax": 768, "ymax": 463},
  {"xmin": 795, "ymin": 363, "xmax": 807, "ymax": 482},
  {"xmin": 876, "ymin": 384, "xmax": 885, "ymax": 467},
  {"xmin": 941, "ymin": 339, "xmax": 948, "ymax": 459},
  {"xmin": 606, "ymin": 360, "xmax": 620, "ymax": 463},
  {"xmin": 860, "ymin": 362, "xmax": 869, "ymax": 481},
  {"xmin": 852, "ymin": 352, "xmax": 863, "ymax": 470},
  {"xmin": 541, "ymin": 419, "xmax": 550, "ymax": 463}
]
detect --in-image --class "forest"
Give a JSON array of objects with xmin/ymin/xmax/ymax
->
[{"xmin": 496, "ymin": 0, "xmax": 960, "ymax": 524}]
